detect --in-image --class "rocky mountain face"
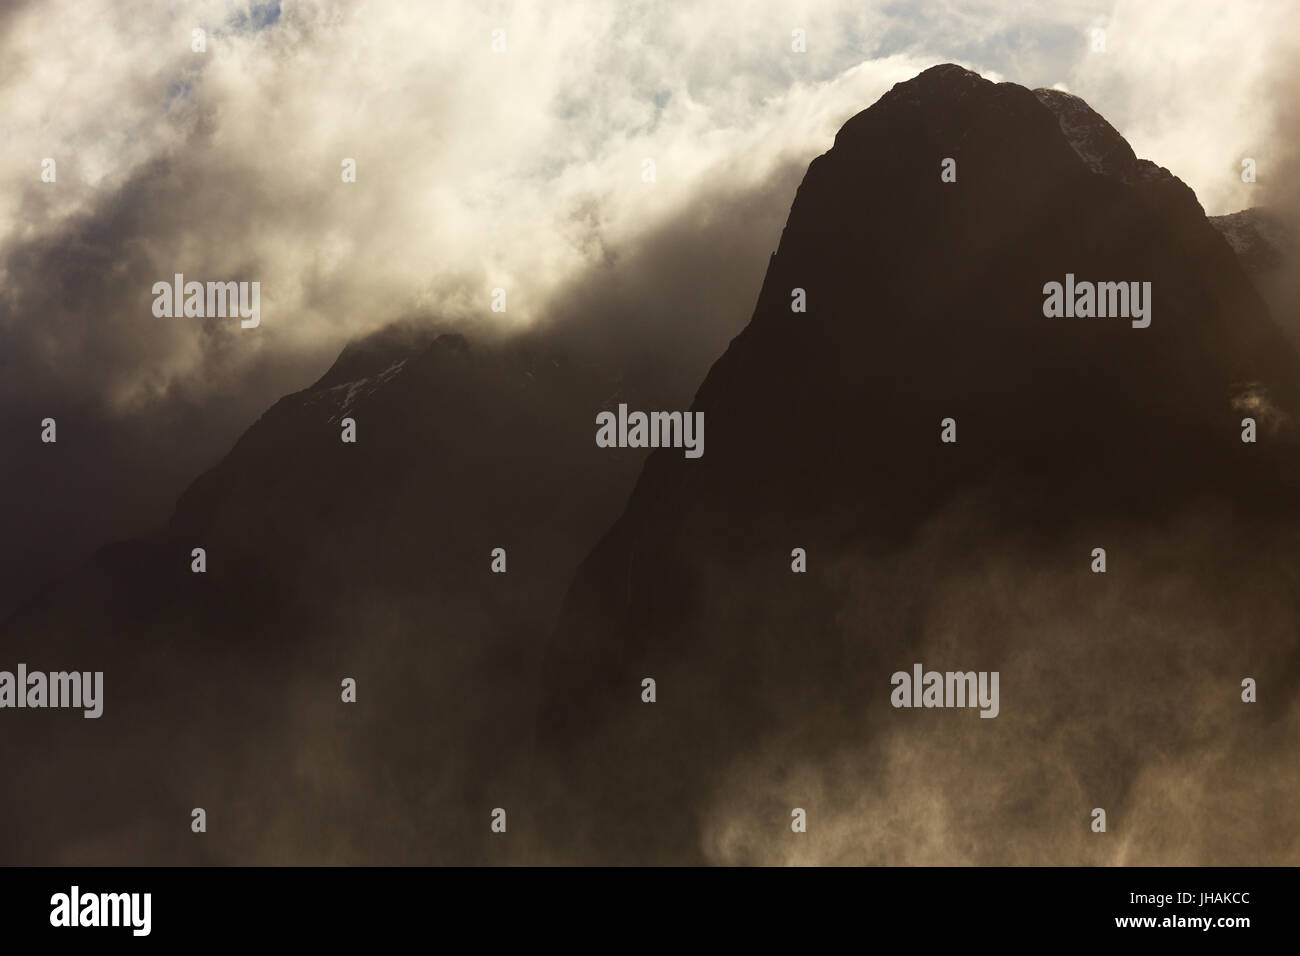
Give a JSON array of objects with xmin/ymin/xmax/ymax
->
[
  {"xmin": 1033, "ymin": 87, "xmax": 1171, "ymax": 185},
  {"xmin": 4, "ymin": 64, "xmax": 1299, "ymax": 866},
  {"xmin": 527, "ymin": 64, "xmax": 1300, "ymax": 864}
]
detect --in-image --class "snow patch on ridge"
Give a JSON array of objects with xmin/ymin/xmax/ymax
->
[
  {"xmin": 316, "ymin": 359, "xmax": 408, "ymax": 424},
  {"xmin": 1033, "ymin": 88, "xmax": 1167, "ymax": 185}
]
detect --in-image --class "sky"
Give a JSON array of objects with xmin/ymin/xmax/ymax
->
[{"xmin": 1, "ymin": 0, "xmax": 1297, "ymax": 613}]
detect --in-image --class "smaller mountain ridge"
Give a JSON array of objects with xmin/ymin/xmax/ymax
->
[{"xmin": 1210, "ymin": 206, "xmax": 1296, "ymax": 274}]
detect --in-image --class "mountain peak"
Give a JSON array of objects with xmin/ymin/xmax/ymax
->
[
  {"xmin": 839, "ymin": 65, "xmax": 1172, "ymax": 192},
  {"xmin": 312, "ymin": 319, "xmax": 445, "ymax": 390},
  {"xmin": 877, "ymin": 61, "xmax": 991, "ymax": 109},
  {"xmin": 916, "ymin": 62, "xmax": 985, "ymax": 83}
]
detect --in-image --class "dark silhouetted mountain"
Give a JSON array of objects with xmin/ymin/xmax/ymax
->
[
  {"xmin": 0, "ymin": 322, "xmax": 657, "ymax": 864},
  {"xmin": 528, "ymin": 64, "xmax": 1300, "ymax": 864}
]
